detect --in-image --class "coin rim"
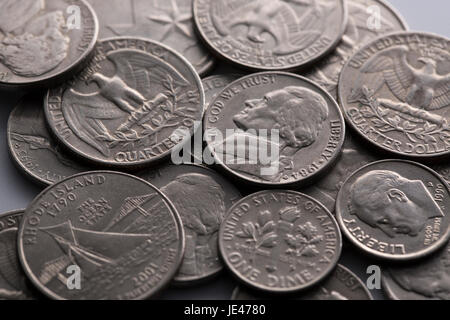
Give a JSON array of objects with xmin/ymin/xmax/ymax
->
[
  {"xmin": 7, "ymin": 95, "xmax": 71, "ymax": 186},
  {"xmin": 142, "ymin": 163, "xmax": 243, "ymax": 285},
  {"xmin": 17, "ymin": 170, "xmax": 185, "ymax": 300},
  {"xmin": 219, "ymin": 189, "xmax": 343, "ymax": 293},
  {"xmin": 335, "ymin": 159, "xmax": 450, "ymax": 261},
  {"xmin": 203, "ymin": 71, "xmax": 346, "ymax": 187},
  {"xmin": 192, "ymin": 0, "xmax": 349, "ymax": 71},
  {"xmin": 337, "ymin": 31, "xmax": 450, "ymax": 159},
  {"xmin": 44, "ymin": 36, "xmax": 205, "ymax": 169},
  {"xmin": 0, "ymin": 0, "xmax": 99, "ymax": 89},
  {"xmin": 230, "ymin": 264, "xmax": 374, "ymax": 300}
]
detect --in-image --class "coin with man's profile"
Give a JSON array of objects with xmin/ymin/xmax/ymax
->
[
  {"xmin": 18, "ymin": 171, "xmax": 185, "ymax": 300},
  {"xmin": 202, "ymin": 74, "xmax": 242, "ymax": 111},
  {"xmin": 138, "ymin": 163, "xmax": 242, "ymax": 285},
  {"xmin": 204, "ymin": 72, "xmax": 345, "ymax": 187},
  {"xmin": 45, "ymin": 37, "xmax": 204, "ymax": 168},
  {"xmin": 219, "ymin": 190, "xmax": 342, "ymax": 293},
  {"xmin": 382, "ymin": 241, "xmax": 450, "ymax": 300},
  {"xmin": 336, "ymin": 160, "xmax": 450, "ymax": 261},
  {"xmin": 0, "ymin": 0, "xmax": 98, "ymax": 89}
]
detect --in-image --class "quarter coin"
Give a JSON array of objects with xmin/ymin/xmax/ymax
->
[
  {"xmin": 219, "ymin": 190, "xmax": 342, "ymax": 293},
  {"xmin": 138, "ymin": 163, "xmax": 242, "ymax": 284},
  {"xmin": 204, "ymin": 72, "xmax": 345, "ymax": 187},
  {"xmin": 336, "ymin": 159, "xmax": 450, "ymax": 261},
  {"xmin": 232, "ymin": 264, "xmax": 373, "ymax": 300},
  {"xmin": 87, "ymin": 0, "xmax": 215, "ymax": 75},
  {"xmin": 305, "ymin": 0, "xmax": 408, "ymax": 99},
  {"xmin": 45, "ymin": 37, "xmax": 205, "ymax": 169},
  {"xmin": 18, "ymin": 171, "xmax": 185, "ymax": 300},
  {"xmin": 0, "ymin": 0, "xmax": 98, "ymax": 89},
  {"xmin": 193, "ymin": 0, "xmax": 347, "ymax": 71},
  {"xmin": 338, "ymin": 32, "xmax": 450, "ymax": 159},
  {"xmin": 8, "ymin": 94, "xmax": 90, "ymax": 186}
]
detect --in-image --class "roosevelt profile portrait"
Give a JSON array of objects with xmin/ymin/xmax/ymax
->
[{"xmin": 349, "ymin": 170, "xmax": 444, "ymax": 238}]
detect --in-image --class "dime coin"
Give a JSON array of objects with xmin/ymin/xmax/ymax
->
[
  {"xmin": 299, "ymin": 133, "xmax": 377, "ymax": 213},
  {"xmin": 45, "ymin": 37, "xmax": 205, "ymax": 168},
  {"xmin": 0, "ymin": 0, "xmax": 98, "ymax": 89},
  {"xmin": 204, "ymin": 72, "xmax": 345, "ymax": 187},
  {"xmin": 193, "ymin": 0, "xmax": 347, "ymax": 71},
  {"xmin": 18, "ymin": 171, "xmax": 185, "ymax": 300},
  {"xmin": 301, "ymin": 133, "xmax": 450, "ymax": 213},
  {"xmin": 219, "ymin": 190, "xmax": 342, "ymax": 293},
  {"xmin": 338, "ymin": 32, "xmax": 450, "ymax": 159},
  {"xmin": 8, "ymin": 94, "xmax": 90, "ymax": 186},
  {"xmin": 336, "ymin": 160, "xmax": 450, "ymax": 261},
  {"xmin": 305, "ymin": 0, "xmax": 408, "ymax": 99},
  {"xmin": 382, "ymin": 242, "xmax": 450, "ymax": 300},
  {"xmin": 202, "ymin": 74, "xmax": 242, "ymax": 111},
  {"xmin": 138, "ymin": 163, "xmax": 242, "ymax": 284},
  {"xmin": 0, "ymin": 210, "xmax": 37, "ymax": 300},
  {"xmin": 232, "ymin": 264, "xmax": 373, "ymax": 300},
  {"xmin": 87, "ymin": 0, "xmax": 214, "ymax": 76}
]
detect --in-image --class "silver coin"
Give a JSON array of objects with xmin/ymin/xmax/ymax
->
[
  {"xmin": 45, "ymin": 37, "xmax": 204, "ymax": 168},
  {"xmin": 219, "ymin": 190, "xmax": 342, "ymax": 293},
  {"xmin": 336, "ymin": 159, "xmax": 450, "ymax": 261},
  {"xmin": 18, "ymin": 171, "xmax": 185, "ymax": 300},
  {"xmin": 87, "ymin": 0, "xmax": 214, "ymax": 76},
  {"xmin": 202, "ymin": 74, "xmax": 242, "ymax": 111},
  {"xmin": 382, "ymin": 242, "xmax": 450, "ymax": 300},
  {"xmin": 232, "ymin": 264, "xmax": 373, "ymax": 300},
  {"xmin": 0, "ymin": 0, "xmax": 98, "ymax": 89},
  {"xmin": 193, "ymin": 0, "xmax": 347, "ymax": 71},
  {"xmin": 138, "ymin": 163, "xmax": 242, "ymax": 284},
  {"xmin": 204, "ymin": 72, "xmax": 345, "ymax": 187},
  {"xmin": 8, "ymin": 94, "xmax": 90, "ymax": 186},
  {"xmin": 338, "ymin": 32, "xmax": 450, "ymax": 159},
  {"xmin": 305, "ymin": 0, "xmax": 408, "ymax": 99},
  {"xmin": 0, "ymin": 210, "xmax": 37, "ymax": 300},
  {"xmin": 299, "ymin": 133, "xmax": 377, "ymax": 213}
]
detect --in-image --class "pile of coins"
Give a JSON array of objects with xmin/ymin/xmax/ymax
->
[{"xmin": 0, "ymin": 0, "xmax": 449, "ymax": 300}]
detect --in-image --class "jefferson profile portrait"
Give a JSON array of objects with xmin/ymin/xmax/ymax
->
[
  {"xmin": 349, "ymin": 170, "xmax": 444, "ymax": 238},
  {"xmin": 211, "ymin": 86, "xmax": 329, "ymax": 181}
]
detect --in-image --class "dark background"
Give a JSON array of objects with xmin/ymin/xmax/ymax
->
[{"xmin": 0, "ymin": 1, "xmax": 448, "ymax": 299}]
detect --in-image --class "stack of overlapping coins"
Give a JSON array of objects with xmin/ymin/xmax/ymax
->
[{"xmin": 0, "ymin": 0, "xmax": 449, "ymax": 300}]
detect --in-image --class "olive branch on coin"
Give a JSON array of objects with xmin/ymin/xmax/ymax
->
[
  {"xmin": 349, "ymin": 86, "xmax": 450, "ymax": 144},
  {"xmin": 236, "ymin": 210, "xmax": 279, "ymax": 250},
  {"xmin": 95, "ymin": 75, "xmax": 187, "ymax": 150}
]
